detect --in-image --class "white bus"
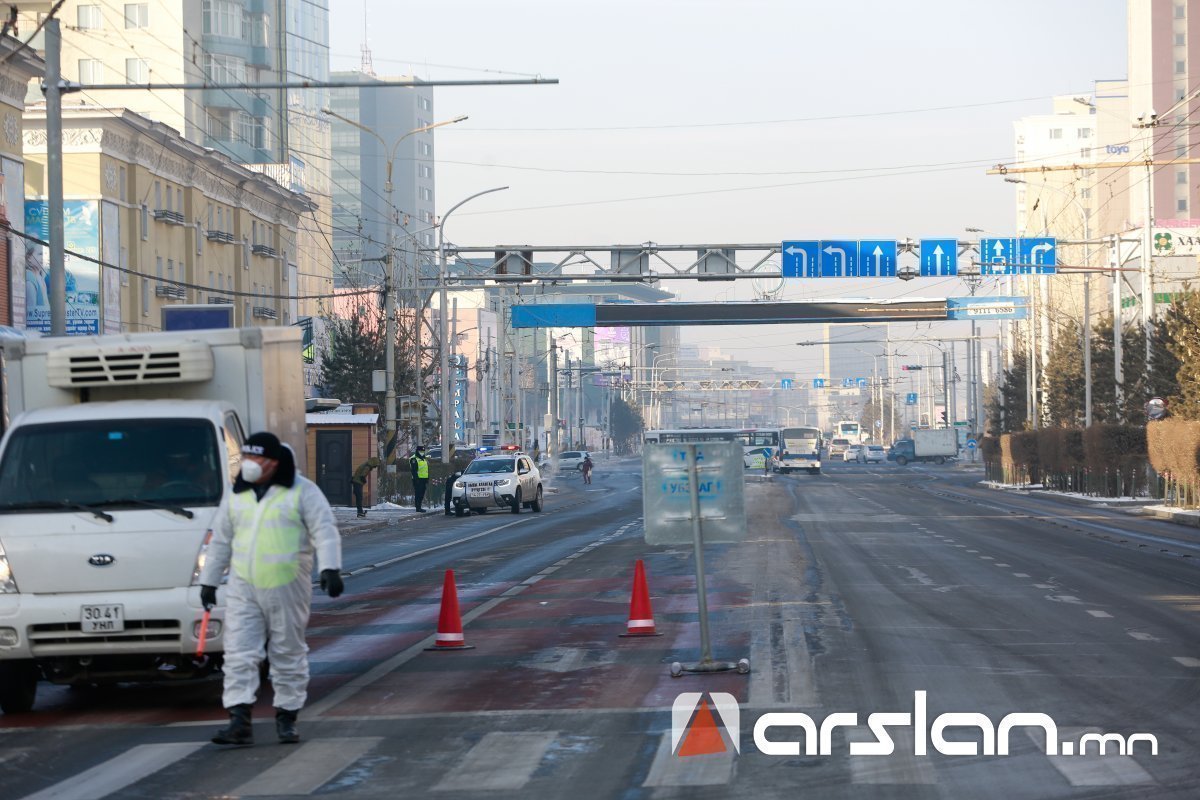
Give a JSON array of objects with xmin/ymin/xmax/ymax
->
[
  {"xmin": 778, "ymin": 426, "xmax": 823, "ymax": 474},
  {"xmin": 643, "ymin": 428, "xmax": 781, "ymax": 468},
  {"xmin": 835, "ymin": 420, "xmax": 863, "ymax": 444}
]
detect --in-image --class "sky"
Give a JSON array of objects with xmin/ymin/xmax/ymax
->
[{"xmin": 328, "ymin": 0, "xmax": 1128, "ymax": 375}]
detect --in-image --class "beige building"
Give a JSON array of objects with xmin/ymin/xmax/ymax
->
[
  {"xmin": 21, "ymin": 106, "xmax": 311, "ymax": 333},
  {"xmin": 0, "ymin": 36, "xmax": 45, "ymax": 327}
]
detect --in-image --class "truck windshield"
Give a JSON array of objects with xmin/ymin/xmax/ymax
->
[{"xmin": 0, "ymin": 418, "xmax": 224, "ymax": 513}]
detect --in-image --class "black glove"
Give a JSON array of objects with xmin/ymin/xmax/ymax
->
[
  {"xmin": 320, "ymin": 569, "xmax": 344, "ymax": 598},
  {"xmin": 199, "ymin": 585, "xmax": 217, "ymax": 610}
]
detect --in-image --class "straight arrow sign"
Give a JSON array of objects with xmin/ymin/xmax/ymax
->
[
  {"xmin": 920, "ymin": 239, "xmax": 958, "ymax": 276},
  {"xmin": 858, "ymin": 240, "xmax": 897, "ymax": 277}
]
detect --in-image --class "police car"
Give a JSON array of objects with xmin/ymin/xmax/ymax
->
[{"xmin": 451, "ymin": 445, "xmax": 544, "ymax": 516}]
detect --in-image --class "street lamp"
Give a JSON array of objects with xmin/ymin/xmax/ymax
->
[
  {"xmin": 320, "ymin": 108, "xmax": 468, "ymax": 458},
  {"xmin": 438, "ymin": 187, "xmax": 510, "ymax": 463}
]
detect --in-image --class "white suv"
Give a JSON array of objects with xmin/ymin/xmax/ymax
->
[{"xmin": 452, "ymin": 452, "xmax": 544, "ymax": 516}]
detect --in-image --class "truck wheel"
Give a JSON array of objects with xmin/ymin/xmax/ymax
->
[
  {"xmin": 0, "ymin": 660, "xmax": 39, "ymax": 714},
  {"xmin": 934, "ymin": 456, "xmax": 945, "ymax": 465},
  {"xmin": 896, "ymin": 456, "xmax": 908, "ymax": 466},
  {"xmin": 531, "ymin": 485, "xmax": 544, "ymax": 512},
  {"xmin": 511, "ymin": 489, "xmax": 522, "ymax": 514},
  {"xmin": 454, "ymin": 503, "xmax": 466, "ymax": 518},
  {"xmin": 476, "ymin": 506, "xmax": 488, "ymax": 514}
]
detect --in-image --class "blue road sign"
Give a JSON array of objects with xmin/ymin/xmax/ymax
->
[
  {"xmin": 841, "ymin": 377, "xmax": 854, "ymax": 388},
  {"xmin": 820, "ymin": 240, "xmax": 859, "ymax": 277},
  {"xmin": 947, "ymin": 296, "xmax": 1029, "ymax": 320},
  {"xmin": 813, "ymin": 378, "xmax": 827, "ymax": 388},
  {"xmin": 966, "ymin": 438, "xmax": 978, "ymax": 449},
  {"xmin": 906, "ymin": 392, "xmax": 918, "ymax": 405},
  {"xmin": 1020, "ymin": 237, "xmax": 1057, "ymax": 274},
  {"xmin": 858, "ymin": 240, "xmax": 897, "ymax": 277},
  {"xmin": 781, "ymin": 378, "xmax": 794, "ymax": 390},
  {"xmin": 920, "ymin": 239, "xmax": 958, "ymax": 276},
  {"xmin": 781, "ymin": 240, "xmax": 820, "ymax": 277},
  {"xmin": 856, "ymin": 377, "xmax": 869, "ymax": 387},
  {"xmin": 979, "ymin": 237, "xmax": 1019, "ymax": 275}
]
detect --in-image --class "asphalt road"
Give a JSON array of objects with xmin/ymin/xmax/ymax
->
[{"xmin": 3, "ymin": 459, "xmax": 1199, "ymax": 799}]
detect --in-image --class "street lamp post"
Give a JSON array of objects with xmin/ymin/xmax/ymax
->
[
  {"xmin": 320, "ymin": 109, "xmax": 468, "ymax": 460},
  {"xmin": 438, "ymin": 187, "xmax": 509, "ymax": 464}
]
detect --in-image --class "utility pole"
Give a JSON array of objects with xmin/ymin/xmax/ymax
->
[
  {"xmin": 549, "ymin": 333, "xmax": 559, "ymax": 460},
  {"xmin": 44, "ymin": 19, "xmax": 66, "ymax": 336},
  {"xmin": 1111, "ymin": 235, "xmax": 1124, "ymax": 420},
  {"xmin": 1141, "ymin": 156, "xmax": 1155, "ymax": 366}
]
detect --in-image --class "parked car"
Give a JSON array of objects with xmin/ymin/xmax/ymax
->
[
  {"xmin": 556, "ymin": 450, "xmax": 591, "ymax": 470},
  {"xmin": 842, "ymin": 444, "xmax": 864, "ymax": 462},
  {"xmin": 451, "ymin": 452, "xmax": 543, "ymax": 515},
  {"xmin": 859, "ymin": 444, "xmax": 887, "ymax": 463}
]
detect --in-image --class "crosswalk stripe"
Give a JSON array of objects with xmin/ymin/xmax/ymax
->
[
  {"xmin": 642, "ymin": 734, "xmax": 734, "ymax": 787},
  {"xmin": 232, "ymin": 738, "xmax": 382, "ymax": 796},
  {"xmin": 434, "ymin": 731, "xmax": 557, "ymax": 792},
  {"xmin": 845, "ymin": 729, "xmax": 936, "ymax": 785},
  {"xmin": 1029, "ymin": 728, "xmax": 1155, "ymax": 786},
  {"xmin": 18, "ymin": 742, "xmax": 204, "ymax": 800}
]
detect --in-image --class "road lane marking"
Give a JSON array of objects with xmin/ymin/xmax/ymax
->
[
  {"xmin": 1087, "ymin": 610, "xmax": 1113, "ymax": 618},
  {"xmin": 233, "ymin": 738, "xmax": 382, "ymax": 796},
  {"xmin": 1127, "ymin": 631, "xmax": 1160, "ymax": 642},
  {"xmin": 18, "ymin": 742, "xmax": 203, "ymax": 800},
  {"xmin": 966, "ymin": 549, "xmax": 978, "ymax": 553},
  {"xmin": 845, "ymin": 728, "xmax": 936, "ymax": 785},
  {"xmin": 1013, "ymin": 573, "xmax": 1031, "ymax": 578},
  {"xmin": 1172, "ymin": 657, "xmax": 1200, "ymax": 667},
  {"xmin": 642, "ymin": 734, "xmax": 734, "ymax": 787},
  {"xmin": 434, "ymin": 732, "xmax": 557, "ymax": 792},
  {"xmin": 1030, "ymin": 728, "xmax": 1155, "ymax": 786},
  {"xmin": 979, "ymin": 556, "xmax": 994, "ymax": 560},
  {"xmin": 995, "ymin": 563, "xmax": 1011, "ymax": 567},
  {"xmin": 1034, "ymin": 583, "xmax": 1055, "ymax": 589}
]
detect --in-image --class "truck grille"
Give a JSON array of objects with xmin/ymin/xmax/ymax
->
[
  {"xmin": 46, "ymin": 341, "xmax": 214, "ymax": 387},
  {"xmin": 29, "ymin": 619, "xmax": 181, "ymax": 649}
]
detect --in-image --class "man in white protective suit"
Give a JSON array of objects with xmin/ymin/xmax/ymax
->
[{"xmin": 199, "ymin": 431, "xmax": 343, "ymax": 745}]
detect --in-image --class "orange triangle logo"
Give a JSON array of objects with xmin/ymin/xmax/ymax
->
[{"xmin": 677, "ymin": 701, "xmax": 727, "ymax": 757}]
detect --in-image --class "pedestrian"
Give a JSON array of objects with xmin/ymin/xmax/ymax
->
[
  {"xmin": 198, "ymin": 432, "xmax": 343, "ymax": 746},
  {"xmin": 581, "ymin": 454, "xmax": 594, "ymax": 484},
  {"xmin": 444, "ymin": 469, "xmax": 463, "ymax": 515},
  {"xmin": 410, "ymin": 445, "xmax": 430, "ymax": 512},
  {"xmin": 351, "ymin": 456, "xmax": 381, "ymax": 518}
]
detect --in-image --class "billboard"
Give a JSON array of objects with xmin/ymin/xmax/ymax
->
[{"xmin": 23, "ymin": 200, "xmax": 101, "ymax": 335}]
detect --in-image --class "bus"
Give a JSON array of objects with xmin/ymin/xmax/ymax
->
[
  {"xmin": 778, "ymin": 426, "xmax": 823, "ymax": 474},
  {"xmin": 835, "ymin": 420, "xmax": 863, "ymax": 444}
]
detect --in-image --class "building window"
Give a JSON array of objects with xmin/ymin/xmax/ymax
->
[
  {"xmin": 1077, "ymin": 128, "xmax": 1091, "ymax": 138},
  {"xmin": 1177, "ymin": 60, "xmax": 1187, "ymax": 75},
  {"xmin": 140, "ymin": 204, "xmax": 149, "ymax": 239},
  {"xmin": 154, "ymin": 181, "xmax": 161, "ymax": 209},
  {"xmin": 1048, "ymin": 128, "xmax": 1062, "ymax": 140},
  {"xmin": 1080, "ymin": 188, "xmax": 1091, "ymax": 199},
  {"xmin": 1178, "ymin": 170, "xmax": 1188, "ymax": 185},
  {"xmin": 1179, "ymin": 198, "xmax": 1188, "ymax": 213},
  {"xmin": 167, "ymin": 258, "xmax": 174, "ymax": 284},
  {"xmin": 1179, "ymin": 144, "xmax": 1188, "ymax": 158},
  {"xmin": 78, "ymin": 59, "xmax": 102, "ymax": 84},
  {"xmin": 125, "ymin": 58, "xmax": 148, "ymax": 84},
  {"xmin": 1177, "ymin": 32, "xmax": 1187, "ymax": 46},
  {"xmin": 207, "ymin": 109, "xmax": 233, "ymax": 142},
  {"xmin": 204, "ymin": 54, "xmax": 247, "ymax": 85},
  {"xmin": 202, "ymin": 0, "xmax": 242, "ymax": 38},
  {"xmin": 141, "ymin": 278, "xmax": 149, "ymax": 316},
  {"xmin": 420, "ymin": 187, "xmax": 434, "ymax": 202},
  {"xmin": 1175, "ymin": 2, "xmax": 1186, "ymax": 19},
  {"xmin": 177, "ymin": 187, "xmax": 183, "ymax": 213},
  {"xmin": 118, "ymin": 166, "xmax": 126, "ymax": 201},
  {"xmin": 155, "ymin": 256, "xmax": 163, "ymax": 287},
  {"xmin": 124, "ymin": 3, "xmax": 148, "ymax": 29},
  {"xmin": 419, "ymin": 164, "xmax": 433, "ymax": 179},
  {"xmin": 1080, "ymin": 147, "xmax": 1091, "ymax": 158},
  {"xmin": 77, "ymin": 5, "xmax": 102, "ymax": 30},
  {"xmin": 419, "ymin": 141, "xmax": 433, "ymax": 156}
]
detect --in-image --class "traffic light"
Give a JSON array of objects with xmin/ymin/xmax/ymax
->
[
  {"xmin": 901, "ymin": 364, "xmax": 923, "ymax": 371},
  {"xmin": 938, "ymin": 411, "xmax": 947, "ymax": 425}
]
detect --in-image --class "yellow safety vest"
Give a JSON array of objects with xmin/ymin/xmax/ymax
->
[
  {"xmin": 413, "ymin": 457, "xmax": 429, "ymax": 479},
  {"xmin": 228, "ymin": 485, "xmax": 308, "ymax": 589}
]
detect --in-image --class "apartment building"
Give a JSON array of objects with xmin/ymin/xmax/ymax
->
[{"xmin": 20, "ymin": 107, "xmax": 311, "ymax": 333}]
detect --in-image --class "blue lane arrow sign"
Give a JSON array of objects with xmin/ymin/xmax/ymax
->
[
  {"xmin": 781, "ymin": 240, "xmax": 820, "ymax": 277},
  {"xmin": 859, "ymin": 240, "xmax": 897, "ymax": 277},
  {"xmin": 813, "ymin": 378, "xmax": 827, "ymax": 388},
  {"xmin": 1019, "ymin": 237, "xmax": 1057, "ymax": 274},
  {"xmin": 979, "ymin": 237, "xmax": 1019, "ymax": 275},
  {"xmin": 856, "ymin": 377, "xmax": 869, "ymax": 387},
  {"xmin": 920, "ymin": 239, "xmax": 958, "ymax": 276},
  {"xmin": 820, "ymin": 240, "xmax": 859, "ymax": 277},
  {"xmin": 906, "ymin": 392, "xmax": 918, "ymax": 405},
  {"xmin": 781, "ymin": 378, "xmax": 794, "ymax": 389}
]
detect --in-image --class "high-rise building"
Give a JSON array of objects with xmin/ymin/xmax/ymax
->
[
  {"xmin": 17, "ymin": 0, "xmax": 333, "ymax": 320},
  {"xmin": 327, "ymin": 72, "xmax": 435, "ymax": 288}
]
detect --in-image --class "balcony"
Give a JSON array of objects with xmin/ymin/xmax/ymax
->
[
  {"xmin": 252, "ymin": 305, "xmax": 277, "ymax": 320},
  {"xmin": 152, "ymin": 209, "xmax": 186, "ymax": 226},
  {"xmin": 208, "ymin": 295, "xmax": 234, "ymax": 305},
  {"xmin": 205, "ymin": 230, "xmax": 235, "ymax": 244},
  {"xmin": 251, "ymin": 243, "xmax": 278, "ymax": 258},
  {"xmin": 154, "ymin": 285, "xmax": 187, "ymax": 300}
]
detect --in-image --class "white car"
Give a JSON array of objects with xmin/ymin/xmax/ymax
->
[
  {"xmin": 842, "ymin": 444, "xmax": 864, "ymax": 462},
  {"xmin": 451, "ymin": 452, "xmax": 544, "ymax": 515},
  {"xmin": 556, "ymin": 450, "xmax": 590, "ymax": 471},
  {"xmin": 858, "ymin": 444, "xmax": 887, "ymax": 463}
]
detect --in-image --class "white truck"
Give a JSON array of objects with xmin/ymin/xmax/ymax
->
[
  {"xmin": 0, "ymin": 327, "xmax": 306, "ymax": 713},
  {"xmin": 888, "ymin": 428, "xmax": 958, "ymax": 466}
]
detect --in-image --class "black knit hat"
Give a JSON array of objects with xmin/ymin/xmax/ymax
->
[{"xmin": 243, "ymin": 431, "xmax": 285, "ymax": 461}]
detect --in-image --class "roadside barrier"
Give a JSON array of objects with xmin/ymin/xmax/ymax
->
[
  {"xmin": 620, "ymin": 559, "xmax": 663, "ymax": 637},
  {"xmin": 425, "ymin": 569, "xmax": 476, "ymax": 650}
]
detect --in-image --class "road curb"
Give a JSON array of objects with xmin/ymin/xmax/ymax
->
[
  {"xmin": 1134, "ymin": 506, "xmax": 1200, "ymax": 528},
  {"xmin": 978, "ymin": 482, "xmax": 1159, "ymax": 510}
]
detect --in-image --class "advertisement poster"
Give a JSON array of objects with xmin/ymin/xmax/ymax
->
[{"xmin": 23, "ymin": 200, "xmax": 101, "ymax": 335}]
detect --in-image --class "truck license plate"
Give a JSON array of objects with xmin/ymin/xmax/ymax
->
[{"xmin": 81, "ymin": 604, "xmax": 124, "ymax": 633}]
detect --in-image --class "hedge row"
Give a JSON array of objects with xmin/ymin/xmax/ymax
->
[
  {"xmin": 1147, "ymin": 419, "xmax": 1200, "ymax": 507},
  {"xmin": 983, "ymin": 425, "xmax": 1149, "ymax": 497}
]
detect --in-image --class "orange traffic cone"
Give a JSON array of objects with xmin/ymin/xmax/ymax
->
[
  {"xmin": 425, "ymin": 569, "xmax": 476, "ymax": 651},
  {"xmin": 620, "ymin": 559, "xmax": 664, "ymax": 637}
]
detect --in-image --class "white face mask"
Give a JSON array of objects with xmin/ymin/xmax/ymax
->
[{"xmin": 240, "ymin": 460, "xmax": 263, "ymax": 484}]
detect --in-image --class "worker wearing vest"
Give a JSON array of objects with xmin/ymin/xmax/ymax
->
[
  {"xmin": 410, "ymin": 445, "xmax": 430, "ymax": 512},
  {"xmin": 199, "ymin": 432, "xmax": 342, "ymax": 746}
]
